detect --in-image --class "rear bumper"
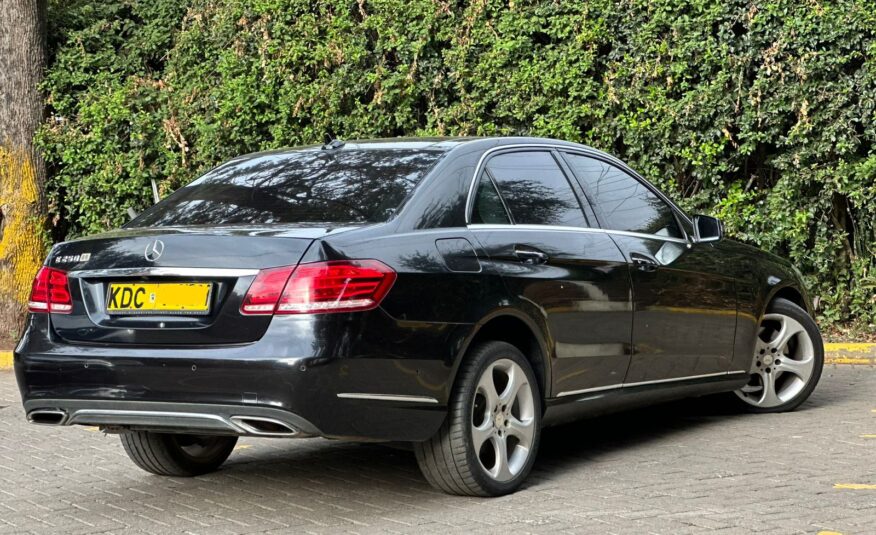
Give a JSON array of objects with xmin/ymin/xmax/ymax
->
[
  {"xmin": 23, "ymin": 399, "xmax": 320, "ymax": 437},
  {"xmin": 15, "ymin": 312, "xmax": 466, "ymax": 442}
]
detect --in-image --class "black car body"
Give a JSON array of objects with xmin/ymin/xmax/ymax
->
[{"xmin": 15, "ymin": 137, "xmax": 820, "ymax": 495}]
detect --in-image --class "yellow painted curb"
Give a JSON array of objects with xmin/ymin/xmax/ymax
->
[
  {"xmin": 0, "ymin": 351, "xmax": 11, "ymax": 370},
  {"xmin": 834, "ymin": 483, "xmax": 876, "ymax": 490},
  {"xmin": 824, "ymin": 342, "xmax": 876, "ymax": 352},
  {"xmin": 824, "ymin": 342, "xmax": 876, "ymax": 366},
  {"xmin": 825, "ymin": 356, "xmax": 875, "ymax": 365}
]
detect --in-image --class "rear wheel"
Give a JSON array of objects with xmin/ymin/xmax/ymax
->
[
  {"xmin": 414, "ymin": 341, "xmax": 541, "ymax": 496},
  {"xmin": 734, "ymin": 298, "xmax": 823, "ymax": 412},
  {"xmin": 120, "ymin": 431, "xmax": 237, "ymax": 476}
]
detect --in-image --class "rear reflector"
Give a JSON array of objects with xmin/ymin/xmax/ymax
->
[
  {"xmin": 28, "ymin": 267, "xmax": 73, "ymax": 314},
  {"xmin": 241, "ymin": 260, "xmax": 396, "ymax": 315}
]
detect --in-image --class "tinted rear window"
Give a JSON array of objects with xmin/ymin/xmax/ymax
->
[
  {"xmin": 485, "ymin": 151, "xmax": 589, "ymax": 227},
  {"xmin": 129, "ymin": 149, "xmax": 446, "ymax": 227}
]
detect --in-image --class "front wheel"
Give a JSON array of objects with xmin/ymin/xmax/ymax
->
[
  {"xmin": 414, "ymin": 341, "xmax": 541, "ymax": 496},
  {"xmin": 734, "ymin": 298, "xmax": 823, "ymax": 412},
  {"xmin": 120, "ymin": 431, "xmax": 238, "ymax": 476}
]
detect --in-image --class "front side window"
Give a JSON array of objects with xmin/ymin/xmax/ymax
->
[
  {"xmin": 563, "ymin": 153, "xmax": 682, "ymax": 238},
  {"xmin": 484, "ymin": 151, "xmax": 588, "ymax": 227},
  {"xmin": 129, "ymin": 149, "xmax": 446, "ymax": 227}
]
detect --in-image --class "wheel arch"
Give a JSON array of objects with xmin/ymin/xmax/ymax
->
[
  {"xmin": 451, "ymin": 310, "xmax": 551, "ymax": 404},
  {"xmin": 765, "ymin": 284, "xmax": 813, "ymax": 317},
  {"xmin": 771, "ymin": 286, "xmax": 805, "ymax": 308}
]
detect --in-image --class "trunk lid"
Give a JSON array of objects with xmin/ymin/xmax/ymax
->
[{"xmin": 47, "ymin": 224, "xmax": 357, "ymax": 345}]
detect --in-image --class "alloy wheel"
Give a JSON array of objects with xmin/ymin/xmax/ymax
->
[
  {"xmin": 735, "ymin": 313, "xmax": 816, "ymax": 408},
  {"xmin": 471, "ymin": 358, "xmax": 536, "ymax": 482}
]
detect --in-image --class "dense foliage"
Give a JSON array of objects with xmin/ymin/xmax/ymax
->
[{"xmin": 39, "ymin": 0, "xmax": 876, "ymax": 327}]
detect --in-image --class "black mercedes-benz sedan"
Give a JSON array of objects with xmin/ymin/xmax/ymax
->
[{"xmin": 15, "ymin": 137, "xmax": 823, "ymax": 496}]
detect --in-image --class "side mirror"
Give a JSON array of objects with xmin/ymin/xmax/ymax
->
[{"xmin": 693, "ymin": 215, "xmax": 723, "ymax": 243}]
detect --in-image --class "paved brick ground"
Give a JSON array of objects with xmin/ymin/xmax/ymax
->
[{"xmin": 1, "ymin": 367, "xmax": 874, "ymax": 534}]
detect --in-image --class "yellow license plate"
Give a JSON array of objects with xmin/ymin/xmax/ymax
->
[{"xmin": 106, "ymin": 282, "xmax": 212, "ymax": 315}]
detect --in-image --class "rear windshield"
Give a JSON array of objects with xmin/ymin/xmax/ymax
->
[{"xmin": 128, "ymin": 148, "xmax": 446, "ymax": 227}]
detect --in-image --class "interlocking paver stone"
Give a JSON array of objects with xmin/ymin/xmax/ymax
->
[{"xmin": 1, "ymin": 366, "xmax": 874, "ymax": 534}]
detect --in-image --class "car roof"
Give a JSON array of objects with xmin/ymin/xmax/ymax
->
[
  {"xmin": 228, "ymin": 136, "xmax": 598, "ymax": 160},
  {"xmin": 335, "ymin": 136, "xmax": 595, "ymax": 151}
]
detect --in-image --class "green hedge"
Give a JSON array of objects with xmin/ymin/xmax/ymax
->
[{"xmin": 39, "ymin": 0, "xmax": 876, "ymax": 327}]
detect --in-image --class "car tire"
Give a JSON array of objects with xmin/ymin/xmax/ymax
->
[
  {"xmin": 120, "ymin": 431, "xmax": 238, "ymax": 476},
  {"xmin": 414, "ymin": 341, "xmax": 542, "ymax": 496},
  {"xmin": 733, "ymin": 298, "xmax": 824, "ymax": 413}
]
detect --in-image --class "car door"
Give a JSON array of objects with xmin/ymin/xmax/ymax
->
[
  {"xmin": 467, "ymin": 149, "xmax": 633, "ymax": 397},
  {"xmin": 561, "ymin": 151, "xmax": 737, "ymax": 384}
]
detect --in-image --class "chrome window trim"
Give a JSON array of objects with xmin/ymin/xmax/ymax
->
[
  {"xmin": 603, "ymin": 228, "xmax": 688, "ymax": 244},
  {"xmin": 469, "ymin": 223, "xmax": 601, "ymax": 234},
  {"xmin": 467, "ymin": 223, "xmax": 689, "ymax": 244},
  {"xmin": 555, "ymin": 370, "xmax": 747, "ymax": 398},
  {"xmin": 68, "ymin": 267, "xmax": 260, "ymax": 278},
  {"xmin": 463, "ymin": 143, "xmax": 693, "ymax": 241},
  {"xmin": 336, "ymin": 393, "xmax": 440, "ymax": 404}
]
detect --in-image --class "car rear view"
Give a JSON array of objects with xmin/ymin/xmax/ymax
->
[
  {"xmin": 16, "ymin": 136, "xmax": 824, "ymax": 498},
  {"xmin": 14, "ymin": 142, "xmax": 448, "ymax": 475}
]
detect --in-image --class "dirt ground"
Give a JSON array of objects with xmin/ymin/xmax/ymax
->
[{"xmin": 0, "ymin": 329, "xmax": 17, "ymax": 351}]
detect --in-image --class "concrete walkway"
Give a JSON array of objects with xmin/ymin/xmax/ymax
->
[{"xmin": 1, "ymin": 367, "xmax": 874, "ymax": 534}]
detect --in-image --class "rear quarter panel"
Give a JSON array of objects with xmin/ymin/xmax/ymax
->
[{"xmin": 312, "ymin": 223, "xmax": 533, "ymax": 400}]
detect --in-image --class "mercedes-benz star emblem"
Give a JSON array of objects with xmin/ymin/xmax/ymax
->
[{"xmin": 144, "ymin": 239, "xmax": 165, "ymax": 262}]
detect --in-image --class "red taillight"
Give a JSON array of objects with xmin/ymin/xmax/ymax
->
[
  {"xmin": 240, "ymin": 260, "xmax": 396, "ymax": 316},
  {"xmin": 239, "ymin": 266, "xmax": 297, "ymax": 314},
  {"xmin": 28, "ymin": 267, "xmax": 73, "ymax": 314}
]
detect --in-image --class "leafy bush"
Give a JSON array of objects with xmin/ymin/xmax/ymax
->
[{"xmin": 39, "ymin": 0, "xmax": 876, "ymax": 328}]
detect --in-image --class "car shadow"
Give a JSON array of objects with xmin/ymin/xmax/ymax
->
[
  {"xmin": 225, "ymin": 386, "xmax": 839, "ymax": 481},
  {"xmin": 214, "ymin": 394, "xmax": 746, "ymax": 494},
  {"xmin": 534, "ymin": 380, "xmax": 843, "ymax": 482},
  {"xmin": 86, "ymin": 387, "xmax": 842, "ymax": 527}
]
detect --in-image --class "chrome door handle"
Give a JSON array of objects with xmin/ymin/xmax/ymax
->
[
  {"xmin": 513, "ymin": 246, "xmax": 549, "ymax": 265},
  {"xmin": 630, "ymin": 252, "xmax": 658, "ymax": 272}
]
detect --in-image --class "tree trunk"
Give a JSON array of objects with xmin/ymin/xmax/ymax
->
[{"xmin": 0, "ymin": 0, "xmax": 48, "ymax": 337}]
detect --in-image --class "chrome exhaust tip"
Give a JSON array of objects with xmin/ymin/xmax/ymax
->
[
  {"xmin": 27, "ymin": 409, "xmax": 68, "ymax": 425},
  {"xmin": 230, "ymin": 416, "xmax": 297, "ymax": 436}
]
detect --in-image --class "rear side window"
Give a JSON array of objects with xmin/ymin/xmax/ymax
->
[
  {"xmin": 129, "ymin": 149, "xmax": 446, "ymax": 227},
  {"xmin": 563, "ymin": 153, "xmax": 682, "ymax": 238},
  {"xmin": 471, "ymin": 175, "xmax": 511, "ymax": 224},
  {"xmin": 484, "ymin": 151, "xmax": 588, "ymax": 227}
]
